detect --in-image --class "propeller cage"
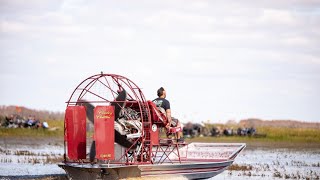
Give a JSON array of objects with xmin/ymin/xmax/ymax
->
[{"xmin": 64, "ymin": 74, "xmax": 152, "ymax": 164}]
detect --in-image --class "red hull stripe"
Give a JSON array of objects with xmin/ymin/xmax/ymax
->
[{"xmin": 141, "ymin": 166, "xmax": 225, "ymax": 176}]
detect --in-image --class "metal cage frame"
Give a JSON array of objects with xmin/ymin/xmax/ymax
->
[{"xmin": 63, "ymin": 73, "xmax": 152, "ymax": 164}]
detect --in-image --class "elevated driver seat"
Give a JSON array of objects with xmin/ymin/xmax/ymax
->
[{"xmin": 147, "ymin": 101, "xmax": 182, "ymax": 134}]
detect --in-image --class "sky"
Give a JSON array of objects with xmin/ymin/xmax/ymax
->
[{"xmin": 0, "ymin": 0, "xmax": 319, "ymax": 123}]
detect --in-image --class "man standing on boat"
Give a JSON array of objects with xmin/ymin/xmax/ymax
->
[{"xmin": 153, "ymin": 87, "xmax": 184, "ymax": 143}]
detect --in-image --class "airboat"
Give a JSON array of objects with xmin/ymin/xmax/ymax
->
[{"xmin": 58, "ymin": 73, "xmax": 245, "ymax": 179}]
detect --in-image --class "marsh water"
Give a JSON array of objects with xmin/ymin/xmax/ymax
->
[
  {"xmin": 0, "ymin": 138, "xmax": 319, "ymax": 179},
  {"xmin": 0, "ymin": 138, "xmax": 65, "ymax": 177},
  {"xmin": 217, "ymin": 148, "xmax": 320, "ymax": 179}
]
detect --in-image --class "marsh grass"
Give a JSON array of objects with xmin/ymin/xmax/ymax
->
[
  {"xmin": 187, "ymin": 126, "xmax": 320, "ymax": 144},
  {"xmin": 0, "ymin": 120, "xmax": 64, "ymax": 137},
  {"xmin": 1, "ymin": 120, "xmax": 320, "ymax": 145},
  {"xmin": 228, "ymin": 164, "xmax": 253, "ymax": 171},
  {"xmin": 257, "ymin": 127, "xmax": 320, "ymax": 143}
]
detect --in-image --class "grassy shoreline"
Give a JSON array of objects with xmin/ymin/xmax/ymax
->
[
  {"xmin": 187, "ymin": 126, "xmax": 320, "ymax": 148},
  {"xmin": 1, "ymin": 120, "xmax": 320, "ymax": 148},
  {"xmin": 0, "ymin": 120, "xmax": 64, "ymax": 137}
]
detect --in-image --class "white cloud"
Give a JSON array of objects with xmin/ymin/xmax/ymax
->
[
  {"xmin": 1, "ymin": 21, "xmax": 27, "ymax": 33},
  {"xmin": 281, "ymin": 36, "xmax": 314, "ymax": 46},
  {"xmin": 1, "ymin": 0, "xmax": 320, "ymax": 122},
  {"xmin": 144, "ymin": 10, "xmax": 216, "ymax": 30},
  {"xmin": 258, "ymin": 9, "xmax": 297, "ymax": 26},
  {"xmin": 22, "ymin": 12, "xmax": 73, "ymax": 25}
]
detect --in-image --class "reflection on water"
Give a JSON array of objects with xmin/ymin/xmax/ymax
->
[
  {"xmin": 214, "ymin": 148, "xmax": 320, "ymax": 179},
  {"xmin": 0, "ymin": 142, "xmax": 65, "ymax": 176},
  {"xmin": 1, "ymin": 141, "xmax": 319, "ymax": 179}
]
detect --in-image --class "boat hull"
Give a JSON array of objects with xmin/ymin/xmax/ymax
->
[
  {"xmin": 59, "ymin": 143, "xmax": 245, "ymax": 179},
  {"xmin": 59, "ymin": 160, "xmax": 233, "ymax": 180}
]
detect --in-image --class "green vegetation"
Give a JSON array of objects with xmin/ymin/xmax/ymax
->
[
  {"xmin": 1, "ymin": 120, "xmax": 320, "ymax": 145},
  {"xmin": 0, "ymin": 120, "xmax": 64, "ymax": 137},
  {"xmin": 187, "ymin": 126, "xmax": 320, "ymax": 144},
  {"xmin": 257, "ymin": 126, "xmax": 320, "ymax": 143}
]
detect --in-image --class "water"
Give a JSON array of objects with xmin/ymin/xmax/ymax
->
[
  {"xmin": 0, "ymin": 140, "xmax": 319, "ymax": 179},
  {"xmin": 0, "ymin": 138, "xmax": 65, "ymax": 177},
  {"xmin": 215, "ymin": 148, "xmax": 320, "ymax": 179}
]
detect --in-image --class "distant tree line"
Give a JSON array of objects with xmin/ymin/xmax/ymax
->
[
  {"xmin": 0, "ymin": 105, "xmax": 64, "ymax": 122},
  {"xmin": 239, "ymin": 118, "xmax": 320, "ymax": 129}
]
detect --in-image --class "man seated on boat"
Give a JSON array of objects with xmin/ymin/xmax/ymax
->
[{"xmin": 153, "ymin": 87, "xmax": 184, "ymax": 143}]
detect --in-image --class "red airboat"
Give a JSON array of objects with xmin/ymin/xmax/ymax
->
[{"xmin": 58, "ymin": 73, "xmax": 245, "ymax": 179}]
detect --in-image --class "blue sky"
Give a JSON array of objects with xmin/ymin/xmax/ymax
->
[{"xmin": 1, "ymin": 0, "xmax": 319, "ymax": 123}]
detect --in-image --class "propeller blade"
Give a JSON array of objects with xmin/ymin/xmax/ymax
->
[
  {"xmin": 78, "ymin": 100, "xmax": 95, "ymax": 124},
  {"xmin": 89, "ymin": 141, "xmax": 96, "ymax": 162},
  {"xmin": 111, "ymin": 90, "xmax": 127, "ymax": 121}
]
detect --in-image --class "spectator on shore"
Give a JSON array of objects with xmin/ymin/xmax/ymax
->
[{"xmin": 42, "ymin": 121, "xmax": 49, "ymax": 129}]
